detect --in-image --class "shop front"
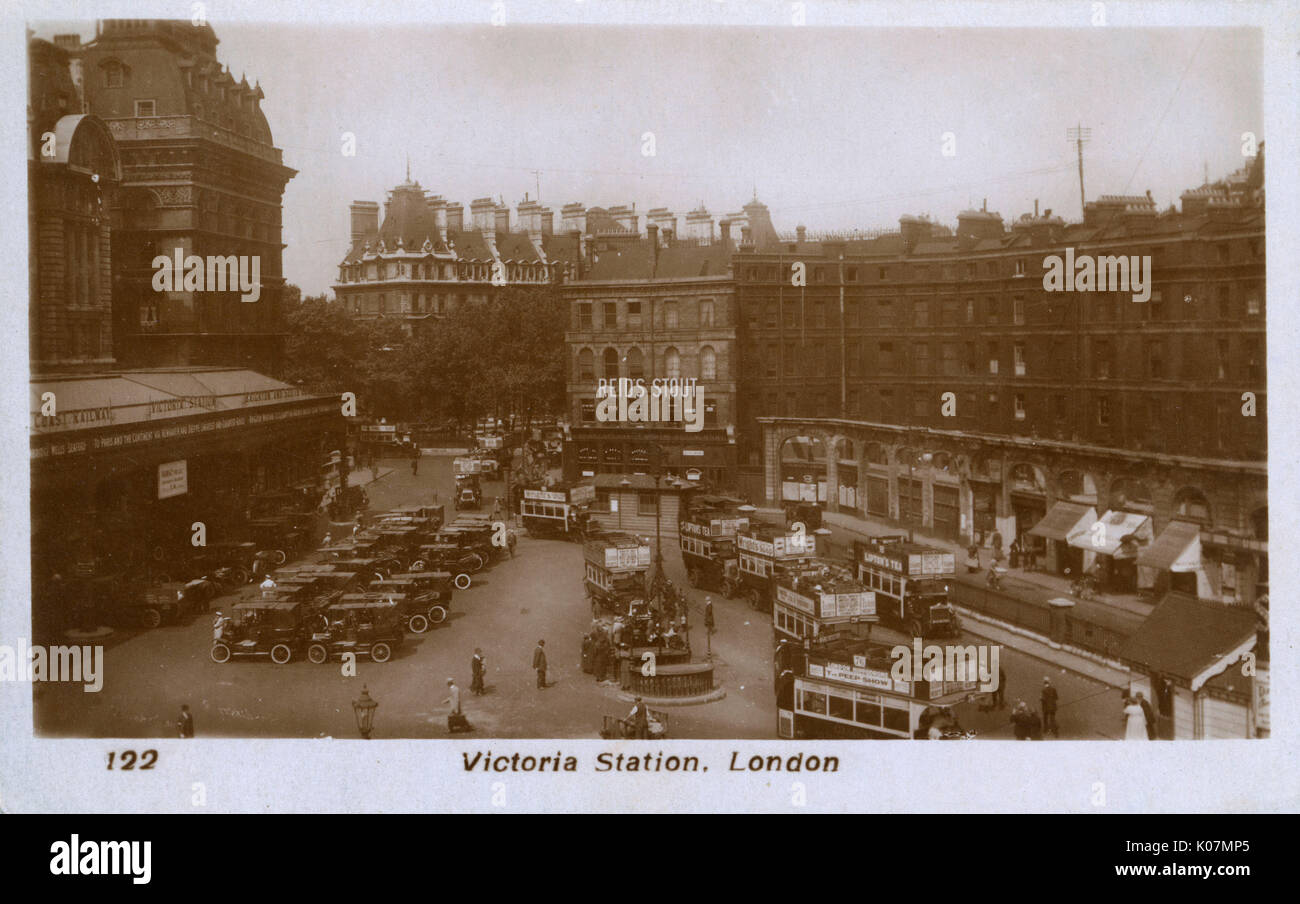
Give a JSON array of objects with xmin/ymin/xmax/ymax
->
[
  {"xmin": 1066, "ymin": 509, "xmax": 1152, "ymax": 592},
  {"xmin": 1136, "ymin": 519, "xmax": 1205, "ymax": 596},
  {"xmin": 1028, "ymin": 501, "xmax": 1096, "ymax": 576}
]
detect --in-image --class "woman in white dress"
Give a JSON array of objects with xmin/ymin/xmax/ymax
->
[{"xmin": 1123, "ymin": 697, "xmax": 1148, "ymax": 740}]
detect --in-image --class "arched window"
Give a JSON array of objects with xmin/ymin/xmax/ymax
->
[
  {"xmin": 700, "ymin": 345, "xmax": 717, "ymax": 380},
  {"xmin": 578, "ymin": 348, "xmax": 595, "ymax": 381},
  {"xmin": 1174, "ymin": 488, "xmax": 1211, "ymax": 524},
  {"xmin": 664, "ymin": 346, "xmax": 681, "ymax": 378},
  {"xmin": 602, "ymin": 347, "xmax": 619, "ymax": 379},
  {"xmin": 664, "ymin": 301, "xmax": 679, "ymax": 329},
  {"xmin": 626, "ymin": 347, "xmax": 645, "ymax": 380}
]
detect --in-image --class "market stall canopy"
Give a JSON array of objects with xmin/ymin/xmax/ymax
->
[
  {"xmin": 1067, "ymin": 509, "xmax": 1152, "ymax": 557},
  {"xmin": 1118, "ymin": 592, "xmax": 1256, "ymax": 691},
  {"xmin": 1137, "ymin": 520, "xmax": 1203, "ymax": 573},
  {"xmin": 1028, "ymin": 501, "xmax": 1096, "ymax": 542}
]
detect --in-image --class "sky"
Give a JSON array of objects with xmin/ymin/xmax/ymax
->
[{"xmin": 34, "ymin": 21, "xmax": 1262, "ymax": 297}]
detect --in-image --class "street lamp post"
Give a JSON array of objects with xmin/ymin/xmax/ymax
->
[{"xmin": 352, "ymin": 684, "xmax": 378, "ymax": 739}]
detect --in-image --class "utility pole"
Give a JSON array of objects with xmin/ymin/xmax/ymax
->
[{"xmin": 1067, "ymin": 124, "xmax": 1091, "ymax": 218}]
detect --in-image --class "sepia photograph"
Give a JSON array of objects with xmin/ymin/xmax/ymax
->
[{"xmin": 3, "ymin": 0, "xmax": 1296, "ymax": 823}]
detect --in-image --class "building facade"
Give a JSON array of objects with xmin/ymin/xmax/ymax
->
[
  {"xmin": 561, "ymin": 207, "xmax": 747, "ymax": 487},
  {"xmin": 334, "ymin": 178, "xmax": 580, "ymax": 328},
  {"xmin": 70, "ymin": 19, "xmax": 297, "ymax": 375}
]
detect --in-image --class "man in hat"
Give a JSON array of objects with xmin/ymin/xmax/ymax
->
[
  {"xmin": 1041, "ymin": 677, "xmax": 1059, "ymax": 737},
  {"xmin": 260, "ymin": 575, "xmax": 277, "ymax": 598},
  {"xmin": 470, "ymin": 649, "xmax": 486, "ymax": 695},
  {"xmin": 629, "ymin": 696, "xmax": 650, "ymax": 739},
  {"xmin": 1136, "ymin": 691, "xmax": 1157, "ymax": 740},
  {"xmin": 704, "ymin": 597, "xmax": 715, "ymax": 636},
  {"xmin": 212, "ymin": 610, "xmax": 231, "ymax": 642},
  {"xmin": 177, "ymin": 704, "xmax": 194, "ymax": 738},
  {"xmin": 532, "ymin": 639, "xmax": 548, "ymax": 689}
]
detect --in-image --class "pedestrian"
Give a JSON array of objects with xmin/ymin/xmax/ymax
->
[
  {"xmin": 445, "ymin": 677, "xmax": 471, "ymax": 732},
  {"xmin": 965, "ymin": 543, "xmax": 980, "ymax": 573},
  {"xmin": 1123, "ymin": 695, "xmax": 1147, "ymax": 740},
  {"xmin": 212, "ymin": 610, "xmax": 230, "ymax": 642},
  {"xmin": 260, "ymin": 574, "xmax": 277, "ymax": 598},
  {"xmin": 532, "ymin": 639, "xmax": 548, "ymax": 689},
  {"xmin": 593, "ymin": 634, "xmax": 609, "ymax": 683},
  {"xmin": 1040, "ymin": 677, "xmax": 1059, "ymax": 737},
  {"xmin": 507, "ymin": 529, "xmax": 516, "ymax": 558},
  {"xmin": 629, "ymin": 696, "xmax": 650, "ymax": 739},
  {"xmin": 412, "ymin": 453, "xmax": 420, "ymax": 476},
  {"xmin": 177, "ymin": 704, "xmax": 194, "ymax": 738},
  {"xmin": 470, "ymin": 648, "xmax": 485, "ymax": 695},
  {"xmin": 704, "ymin": 598, "xmax": 715, "ymax": 635},
  {"xmin": 1010, "ymin": 700, "xmax": 1033, "ymax": 740},
  {"xmin": 1135, "ymin": 691, "xmax": 1157, "ymax": 740},
  {"xmin": 995, "ymin": 667, "xmax": 1007, "ymax": 709}
]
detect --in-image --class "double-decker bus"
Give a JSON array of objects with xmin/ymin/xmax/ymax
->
[
  {"xmin": 520, "ymin": 483, "xmax": 595, "ymax": 539},
  {"xmin": 771, "ymin": 562, "xmax": 876, "ymax": 643},
  {"xmin": 774, "ymin": 632, "xmax": 980, "ymax": 739},
  {"xmin": 678, "ymin": 509, "xmax": 749, "ymax": 596},
  {"xmin": 736, "ymin": 524, "xmax": 817, "ymax": 611},
  {"xmin": 852, "ymin": 536, "xmax": 961, "ymax": 638}
]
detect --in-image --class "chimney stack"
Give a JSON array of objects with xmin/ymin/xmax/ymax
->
[
  {"xmin": 445, "ymin": 203, "xmax": 464, "ymax": 231},
  {"xmin": 471, "ymin": 198, "xmax": 495, "ymax": 232},
  {"xmin": 646, "ymin": 224, "xmax": 659, "ymax": 275},
  {"xmin": 430, "ymin": 197, "xmax": 448, "ymax": 245},
  {"xmin": 569, "ymin": 229, "xmax": 586, "ymax": 279},
  {"xmin": 719, "ymin": 219, "xmax": 734, "ymax": 252},
  {"xmin": 494, "ymin": 203, "xmax": 511, "ymax": 236},
  {"xmin": 561, "ymin": 202, "xmax": 587, "ymax": 235},
  {"xmin": 795, "ymin": 224, "xmax": 806, "ymax": 243},
  {"xmin": 350, "ymin": 200, "xmax": 380, "ymax": 244}
]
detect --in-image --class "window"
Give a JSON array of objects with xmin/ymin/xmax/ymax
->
[
  {"xmin": 1216, "ymin": 338, "xmax": 1229, "ymax": 380},
  {"xmin": 913, "ymin": 300, "xmax": 929, "ymax": 326},
  {"xmin": 1246, "ymin": 292, "xmax": 1261, "ymax": 316},
  {"xmin": 987, "ymin": 341, "xmax": 999, "ymax": 375},
  {"xmin": 580, "ymin": 401, "xmax": 596, "ymax": 423},
  {"xmin": 627, "ymin": 301, "xmax": 642, "ymax": 328},
  {"xmin": 578, "ymin": 349, "xmax": 595, "ymax": 381},
  {"xmin": 700, "ymin": 346, "xmax": 717, "ymax": 380},
  {"xmin": 1013, "ymin": 295, "xmax": 1025, "ymax": 325},
  {"xmin": 1097, "ymin": 396, "xmax": 1112, "ymax": 427},
  {"xmin": 1146, "ymin": 340, "xmax": 1165, "ymax": 379},
  {"xmin": 664, "ymin": 301, "xmax": 679, "ymax": 329},
  {"xmin": 965, "ymin": 299, "xmax": 975, "ymax": 323},
  {"xmin": 847, "ymin": 341, "xmax": 861, "ymax": 376},
  {"xmin": 699, "ymin": 299, "xmax": 714, "ymax": 327},
  {"xmin": 985, "ymin": 297, "xmax": 998, "ymax": 324},
  {"xmin": 603, "ymin": 301, "xmax": 618, "ymax": 328},
  {"xmin": 664, "ymin": 347, "xmax": 681, "ymax": 379},
  {"xmin": 1246, "ymin": 339, "xmax": 1262, "ymax": 382},
  {"xmin": 1217, "ymin": 286, "xmax": 1231, "ymax": 319},
  {"xmin": 637, "ymin": 492, "xmax": 658, "ymax": 516},
  {"xmin": 784, "ymin": 343, "xmax": 796, "ymax": 376},
  {"xmin": 1093, "ymin": 339, "xmax": 1113, "ymax": 379},
  {"xmin": 913, "ymin": 391, "xmax": 929, "ymax": 418},
  {"xmin": 845, "ymin": 300, "xmax": 860, "ymax": 328},
  {"xmin": 942, "ymin": 298, "xmax": 958, "ymax": 324},
  {"xmin": 878, "ymin": 267, "xmax": 889, "ymax": 280},
  {"xmin": 963, "ymin": 342, "xmax": 976, "ymax": 376},
  {"xmin": 103, "ymin": 61, "xmax": 124, "ymax": 88},
  {"xmin": 878, "ymin": 342, "xmax": 895, "ymax": 373},
  {"xmin": 965, "ymin": 262, "xmax": 977, "ymax": 279},
  {"xmin": 877, "ymin": 298, "xmax": 894, "ymax": 324},
  {"xmin": 603, "ymin": 347, "xmax": 620, "ymax": 379},
  {"xmin": 814, "ymin": 300, "xmax": 827, "ymax": 328},
  {"xmin": 1014, "ymin": 259, "xmax": 1026, "ymax": 277},
  {"xmin": 766, "ymin": 302, "xmax": 778, "ymax": 329},
  {"xmin": 846, "ymin": 266, "xmax": 858, "ymax": 282},
  {"xmin": 745, "ymin": 301, "xmax": 759, "ymax": 329},
  {"xmin": 626, "ymin": 347, "xmax": 645, "ymax": 379},
  {"xmin": 1013, "ymin": 342, "xmax": 1026, "ymax": 376},
  {"xmin": 941, "ymin": 342, "xmax": 959, "ymax": 376},
  {"xmin": 577, "ymin": 302, "xmax": 593, "ymax": 329},
  {"xmin": 1014, "ymin": 393, "xmax": 1026, "ymax": 420},
  {"xmin": 913, "ymin": 342, "xmax": 930, "ymax": 376},
  {"xmin": 134, "ymin": 99, "xmax": 156, "ymax": 117}
]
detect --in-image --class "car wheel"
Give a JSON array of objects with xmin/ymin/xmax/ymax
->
[
  {"xmin": 271, "ymin": 549, "xmax": 287, "ymax": 566},
  {"xmin": 468, "ymin": 553, "xmax": 485, "ymax": 573},
  {"xmin": 427, "ymin": 605, "xmax": 447, "ymax": 625},
  {"xmin": 307, "ymin": 643, "xmax": 328, "ymax": 664},
  {"xmin": 410, "ymin": 559, "xmax": 426, "ymax": 572},
  {"xmin": 210, "ymin": 642, "xmax": 232, "ymax": 664},
  {"xmin": 370, "ymin": 642, "xmax": 392, "ymax": 663},
  {"xmin": 454, "ymin": 573, "xmax": 471, "ymax": 591},
  {"xmin": 230, "ymin": 567, "xmax": 251, "ymax": 586},
  {"xmin": 687, "ymin": 569, "xmax": 701, "ymax": 588},
  {"xmin": 140, "ymin": 608, "xmax": 162, "ymax": 629},
  {"xmin": 270, "ymin": 643, "xmax": 293, "ymax": 664},
  {"xmin": 407, "ymin": 613, "xmax": 430, "ymax": 634}
]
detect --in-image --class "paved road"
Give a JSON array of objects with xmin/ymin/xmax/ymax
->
[{"xmin": 32, "ymin": 457, "xmax": 1128, "ymax": 740}]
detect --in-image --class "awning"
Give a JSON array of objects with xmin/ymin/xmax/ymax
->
[
  {"xmin": 1068, "ymin": 509, "xmax": 1151, "ymax": 557},
  {"xmin": 1118, "ymin": 592, "xmax": 1256, "ymax": 690},
  {"xmin": 1028, "ymin": 501, "xmax": 1096, "ymax": 542},
  {"xmin": 1137, "ymin": 520, "xmax": 1203, "ymax": 573}
]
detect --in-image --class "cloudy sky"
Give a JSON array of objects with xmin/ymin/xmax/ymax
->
[{"xmin": 34, "ymin": 20, "xmax": 1261, "ymax": 296}]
